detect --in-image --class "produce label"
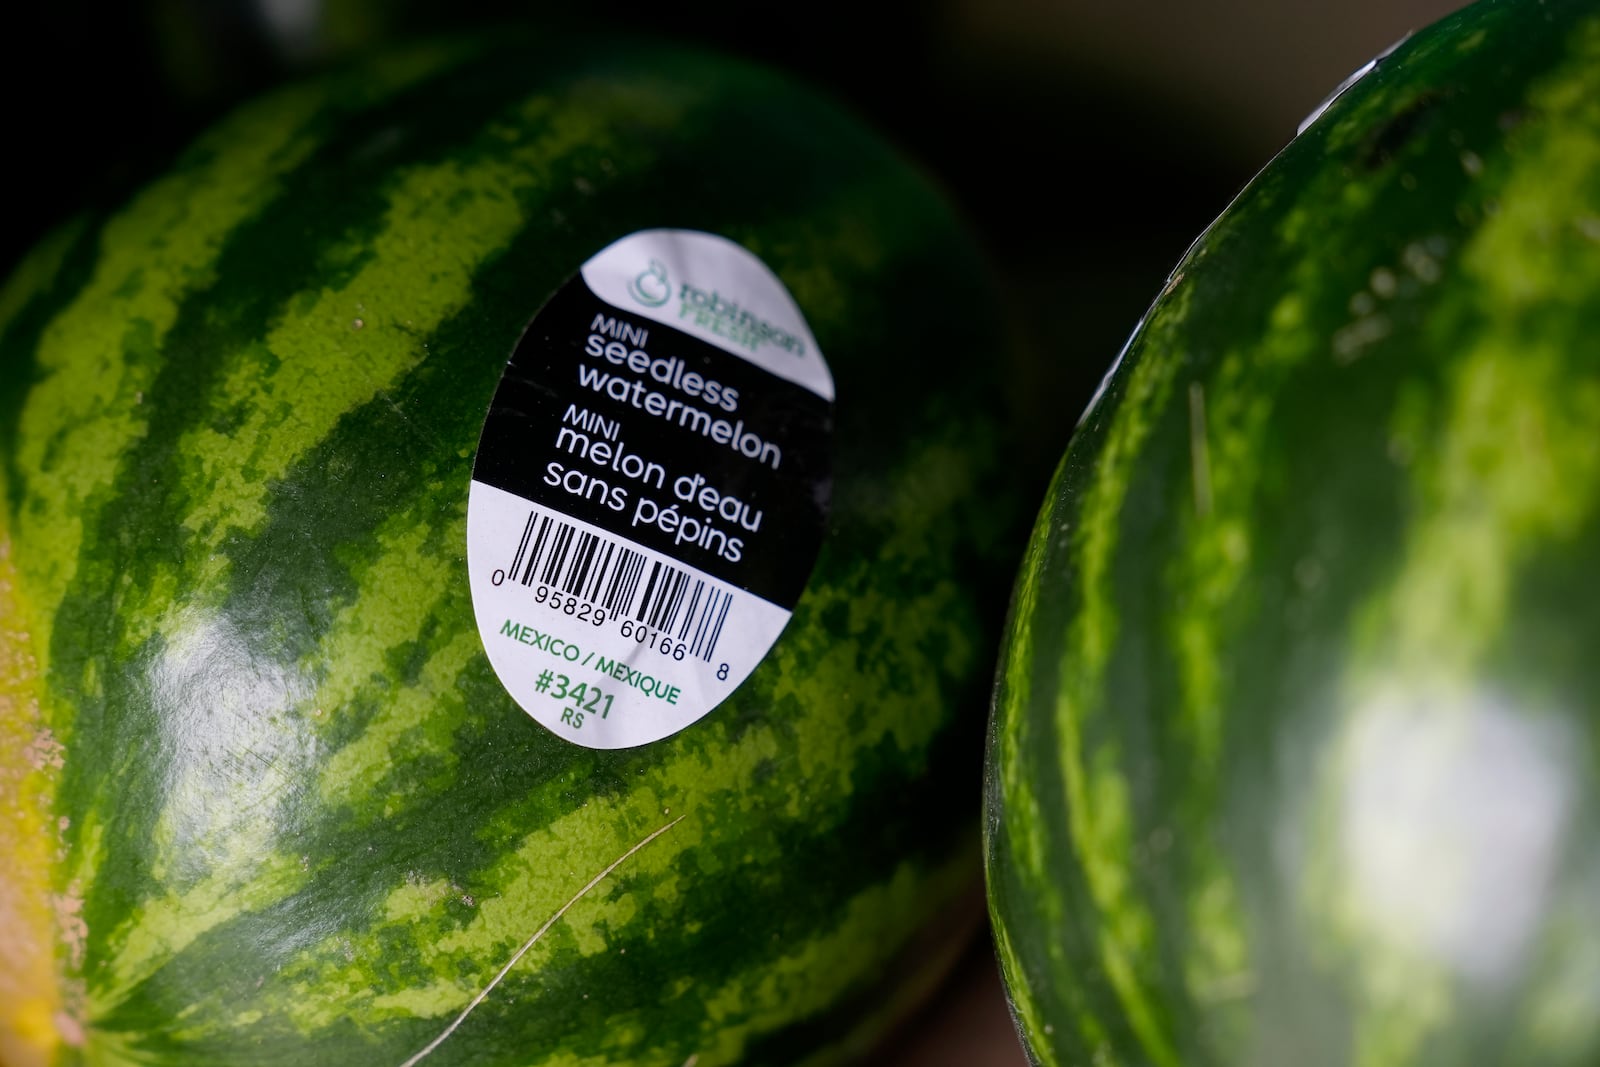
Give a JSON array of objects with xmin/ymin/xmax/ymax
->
[{"xmin": 467, "ymin": 230, "xmax": 833, "ymax": 748}]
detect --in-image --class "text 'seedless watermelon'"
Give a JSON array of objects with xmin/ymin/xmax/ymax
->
[
  {"xmin": 986, "ymin": 1, "xmax": 1600, "ymax": 1065},
  {"xmin": 0, "ymin": 33, "xmax": 1026, "ymax": 1067}
]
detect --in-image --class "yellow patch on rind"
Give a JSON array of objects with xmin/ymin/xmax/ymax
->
[{"xmin": 0, "ymin": 528, "xmax": 70, "ymax": 1067}]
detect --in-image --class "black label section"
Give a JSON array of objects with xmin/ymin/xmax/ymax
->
[{"xmin": 473, "ymin": 278, "xmax": 832, "ymax": 608}]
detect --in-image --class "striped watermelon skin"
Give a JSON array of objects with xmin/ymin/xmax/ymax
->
[
  {"xmin": 0, "ymin": 35, "xmax": 1024, "ymax": 1067},
  {"xmin": 985, "ymin": 2, "xmax": 1600, "ymax": 1066}
]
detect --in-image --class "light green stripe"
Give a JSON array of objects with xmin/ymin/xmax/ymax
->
[
  {"xmin": 312, "ymin": 517, "xmax": 466, "ymax": 808},
  {"xmin": 1047, "ymin": 285, "xmax": 1194, "ymax": 1067},
  {"xmin": 0, "ymin": 215, "xmax": 91, "ymax": 340},
  {"xmin": 769, "ymin": 440, "xmax": 988, "ymax": 786},
  {"xmin": 97, "ymin": 852, "xmax": 309, "ymax": 1010},
  {"xmin": 992, "ymin": 461, "xmax": 1071, "ymax": 1067},
  {"xmin": 1169, "ymin": 290, "xmax": 1312, "ymax": 774}
]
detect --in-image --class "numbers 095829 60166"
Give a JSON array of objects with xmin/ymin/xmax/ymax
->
[
  {"xmin": 533, "ymin": 584, "xmax": 607, "ymax": 625},
  {"xmin": 531, "ymin": 582, "xmax": 715, "ymax": 674}
]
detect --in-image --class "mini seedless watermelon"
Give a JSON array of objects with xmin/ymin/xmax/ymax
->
[
  {"xmin": 986, "ymin": 1, "xmax": 1600, "ymax": 1065},
  {"xmin": 0, "ymin": 33, "xmax": 1025, "ymax": 1067}
]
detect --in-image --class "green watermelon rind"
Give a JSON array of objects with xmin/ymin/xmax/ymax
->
[
  {"xmin": 0, "ymin": 33, "xmax": 1024, "ymax": 1067},
  {"xmin": 986, "ymin": 2, "xmax": 1600, "ymax": 1065}
]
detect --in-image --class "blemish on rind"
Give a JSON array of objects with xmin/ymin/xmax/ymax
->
[
  {"xmin": 1370, "ymin": 268, "xmax": 1399, "ymax": 299},
  {"xmin": 51, "ymin": 886, "xmax": 88, "ymax": 972},
  {"xmin": 1333, "ymin": 315, "xmax": 1393, "ymax": 364},
  {"xmin": 52, "ymin": 1012, "xmax": 85, "ymax": 1048},
  {"xmin": 23, "ymin": 728, "xmax": 64, "ymax": 773}
]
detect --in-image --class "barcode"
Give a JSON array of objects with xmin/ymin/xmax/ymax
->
[{"xmin": 506, "ymin": 509, "xmax": 733, "ymax": 662}]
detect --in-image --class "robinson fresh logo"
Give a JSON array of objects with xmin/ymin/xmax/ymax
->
[
  {"xmin": 628, "ymin": 259, "xmax": 671, "ymax": 307},
  {"xmin": 622, "ymin": 251, "xmax": 804, "ymax": 356},
  {"xmin": 675, "ymin": 283, "xmax": 804, "ymax": 356}
]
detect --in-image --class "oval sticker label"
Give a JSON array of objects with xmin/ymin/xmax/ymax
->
[{"xmin": 466, "ymin": 230, "xmax": 833, "ymax": 748}]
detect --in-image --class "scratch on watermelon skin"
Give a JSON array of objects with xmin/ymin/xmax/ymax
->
[
  {"xmin": 987, "ymin": 2, "xmax": 1600, "ymax": 1066},
  {"xmin": 393, "ymin": 813, "xmax": 688, "ymax": 1067},
  {"xmin": 2, "ymin": 30, "xmax": 1023, "ymax": 1067}
]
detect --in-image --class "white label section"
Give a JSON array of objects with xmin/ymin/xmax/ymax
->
[
  {"xmin": 580, "ymin": 229, "xmax": 834, "ymax": 401},
  {"xmin": 467, "ymin": 481, "xmax": 791, "ymax": 749}
]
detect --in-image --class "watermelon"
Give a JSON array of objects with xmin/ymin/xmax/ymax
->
[
  {"xmin": 984, "ymin": 2, "xmax": 1600, "ymax": 1065},
  {"xmin": 0, "ymin": 33, "xmax": 1026, "ymax": 1067}
]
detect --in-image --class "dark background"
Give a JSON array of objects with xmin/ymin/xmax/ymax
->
[
  {"xmin": 4, "ymin": 0, "xmax": 1466, "ymax": 453},
  {"xmin": 0, "ymin": 0, "xmax": 1468, "ymax": 1061}
]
